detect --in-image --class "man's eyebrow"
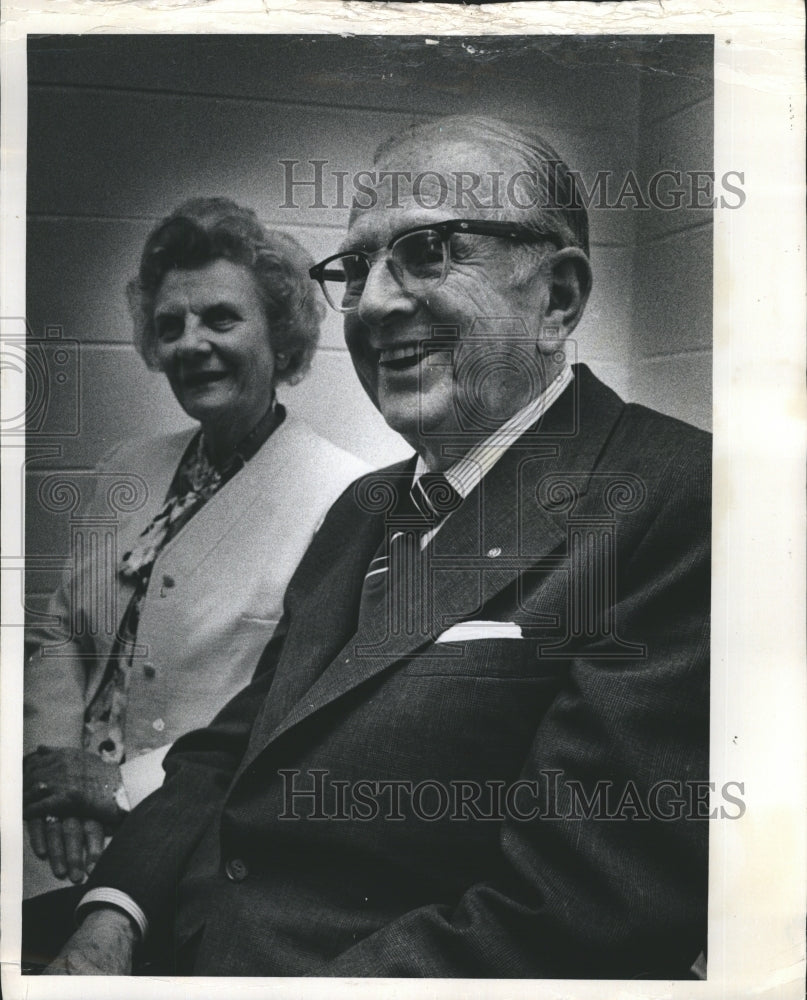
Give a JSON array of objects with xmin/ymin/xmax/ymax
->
[
  {"xmin": 336, "ymin": 234, "xmax": 373, "ymax": 255},
  {"xmin": 337, "ymin": 221, "xmax": 435, "ymax": 255}
]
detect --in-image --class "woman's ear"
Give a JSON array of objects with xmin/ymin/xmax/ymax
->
[{"xmin": 537, "ymin": 247, "xmax": 592, "ymax": 353}]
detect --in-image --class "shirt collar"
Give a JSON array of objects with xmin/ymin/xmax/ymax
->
[{"xmin": 413, "ymin": 365, "xmax": 573, "ymax": 498}]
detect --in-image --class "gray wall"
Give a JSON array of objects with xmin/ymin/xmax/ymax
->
[{"xmin": 25, "ymin": 34, "xmax": 713, "ymax": 610}]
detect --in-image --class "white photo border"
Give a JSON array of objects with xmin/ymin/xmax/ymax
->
[{"xmin": 1, "ymin": 2, "xmax": 805, "ymax": 998}]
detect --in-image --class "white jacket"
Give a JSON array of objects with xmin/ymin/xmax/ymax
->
[{"xmin": 24, "ymin": 414, "xmax": 369, "ymax": 804}]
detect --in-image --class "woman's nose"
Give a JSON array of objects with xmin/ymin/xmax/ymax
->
[
  {"xmin": 356, "ymin": 259, "xmax": 416, "ymax": 327},
  {"xmin": 173, "ymin": 315, "xmax": 212, "ymax": 355}
]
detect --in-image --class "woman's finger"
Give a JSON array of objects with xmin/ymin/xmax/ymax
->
[
  {"xmin": 43, "ymin": 816, "xmax": 68, "ymax": 879},
  {"xmin": 23, "ymin": 750, "xmax": 58, "ymax": 778},
  {"xmin": 23, "ymin": 772, "xmax": 62, "ymax": 801},
  {"xmin": 23, "ymin": 779, "xmax": 53, "ymax": 805},
  {"xmin": 61, "ymin": 817, "xmax": 87, "ymax": 883},
  {"xmin": 23, "ymin": 756, "xmax": 63, "ymax": 780},
  {"xmin": 83, "ymin": 819, "xmax": 105, "ymax": 872},
  {"xmin": 24, "ymin": 745, "xmax": 55, "ymax": 768},
  {"xmin": 24, "ymin": 793, "xmax": 72, "ymax": 820},
  {"xmin": 27, "ymin": 818, "xmax": 48, "ymax": 858}
]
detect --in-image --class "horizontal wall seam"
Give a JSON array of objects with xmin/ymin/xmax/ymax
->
[
  {"xmin": 26, "ymin": 212, "xmax": 351, "ymax": 233},
  {"xmin": 639, "ymin": 350, "xmax": 712, "ymax": 361},
  {"xmin": 28, "ymin": 81, "xmax": 636, "ymax": 135},
  {"xmin": 54, "ymin": 341, "xmax": 352, "ymax": 356},
  {"xmin": 643, "ymin": 94, "xmax": 712, "ymax": 128},
  {"xmin": 634, "ymin": 219, "xmax": 713, "ymax": 244},
  {"xmin": 26, "ymin": 214, "xmax": 627, "ymax": 250}
]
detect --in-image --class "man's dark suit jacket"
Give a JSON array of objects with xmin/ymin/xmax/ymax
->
[{"xmin": 84, "ymin": 365, "xmax": 711, "ymax": 978}]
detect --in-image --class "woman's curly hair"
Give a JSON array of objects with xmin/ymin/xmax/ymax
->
[{"xmin": 128, "ymin": 197, "xmax": 323, "ymax": 385}]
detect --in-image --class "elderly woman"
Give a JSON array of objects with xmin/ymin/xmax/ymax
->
[{"xmin": 23, "ymin": 197, "xmax": 367, "ymax": 887}]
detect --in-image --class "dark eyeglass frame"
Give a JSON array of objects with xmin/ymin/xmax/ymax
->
[{"xmin": 309, "ymin": 219, "xmax": 558, "ymax": 313}]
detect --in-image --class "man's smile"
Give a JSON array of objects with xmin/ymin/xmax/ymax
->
[{"xmin": 378, "ymin": 343, "xmax": 427, "ymax": 371}]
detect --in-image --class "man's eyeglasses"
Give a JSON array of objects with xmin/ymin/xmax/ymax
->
[{"xmin": 309, "ymin": 219, "xmax": 557, "ymax": 314}]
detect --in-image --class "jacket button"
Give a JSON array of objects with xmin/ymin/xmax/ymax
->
[
  {"xmin": 143, "ymin": 663, "xmax": 156, "ymax": 678},
  {"xmin": 225, "ymin": 858, "xmax": 249, "ymax": 882},
  {"xmin": 162, "ymin": 574, "xmax": 175, "ymax": 588}
]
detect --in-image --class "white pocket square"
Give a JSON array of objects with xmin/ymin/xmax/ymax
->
[{"xmin": 435, "ymin": 620, "xmax": 523, "ymax": 643}]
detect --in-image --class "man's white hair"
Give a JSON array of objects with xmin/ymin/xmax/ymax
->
[{"xmin": 373, "ymin": 114, "xmax": 590, "ymax": 257}]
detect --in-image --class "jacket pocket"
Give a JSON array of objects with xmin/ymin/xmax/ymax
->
[{"xmin": 398, "ymin": 638, "xmax": 567, "ymax": 679}]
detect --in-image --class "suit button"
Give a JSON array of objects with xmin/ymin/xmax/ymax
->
[
  {"xmin": 162, "ymin": 574, "xmax": 175, "ymax": 588},
  {"xmin": 225, "ymin": 858, "xmax": 249, "ymax": 882},
  {"xmin": 143, "ymin": 663, "xmax": 156, "ymax": 678}
]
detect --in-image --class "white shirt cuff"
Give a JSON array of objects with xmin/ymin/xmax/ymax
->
[{"xmin": 76, "ymin": 888, "xmax": 148, "ymax": 941}]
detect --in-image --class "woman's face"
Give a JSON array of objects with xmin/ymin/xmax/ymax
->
[{"xmin": 153, "ymin": 259, "xmax": 278, "ymax": 442}]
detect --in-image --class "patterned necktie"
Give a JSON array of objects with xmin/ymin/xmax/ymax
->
[
  {"xmin": 411, "ymin": 472, "xmax": 464, "ymax": 522},
  {"xmin": 358, "ymin": 473, "xmax": 462, "ymax": 634}
]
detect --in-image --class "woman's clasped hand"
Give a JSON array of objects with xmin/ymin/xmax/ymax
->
[{"xmin": 23, "ymin": 746, "xmax": 127, "ymax": 882}]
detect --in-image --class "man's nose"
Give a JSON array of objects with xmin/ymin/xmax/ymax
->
[{"xmin": 356, "ymin": 258, "xmax": 416, "ymax": 327}]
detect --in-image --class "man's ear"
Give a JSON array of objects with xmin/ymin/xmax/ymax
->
[{"xmin": 536, "ymin": 247, "xmax": 592, "ymax": 353}]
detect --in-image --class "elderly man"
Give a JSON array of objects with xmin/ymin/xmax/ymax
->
[{"xmin": 35, "ymin": 116, "xmax": 710, "ymax": 978}]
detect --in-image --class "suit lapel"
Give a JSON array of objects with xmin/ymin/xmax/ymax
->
[
  {"xmin": 252, "ymin": 366, "xmax": 626, "ymax": 752},
  {"xmin": 239, "ymin": 462, "xmax": 414, "ymax": 756},
  {"xmin": 428, "ymin": 364, "xmax": 627, "ymax": 632},
  {"xmin": 251, "ymin": 499, "xmax": 388, "ymax": 737}
]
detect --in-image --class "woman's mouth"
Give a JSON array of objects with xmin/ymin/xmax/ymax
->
[{"xmin": 182, "ymin": 370, "xmax": 229, "ymax": 388}]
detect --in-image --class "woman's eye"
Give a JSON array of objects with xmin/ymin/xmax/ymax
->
[
  {"xmin": 155, "ymin": 316, "xmax": 183, "ymax": 340},
  {"xmin": 205, "ymin": 308, "xmax": 239, "ymax": 331}
]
